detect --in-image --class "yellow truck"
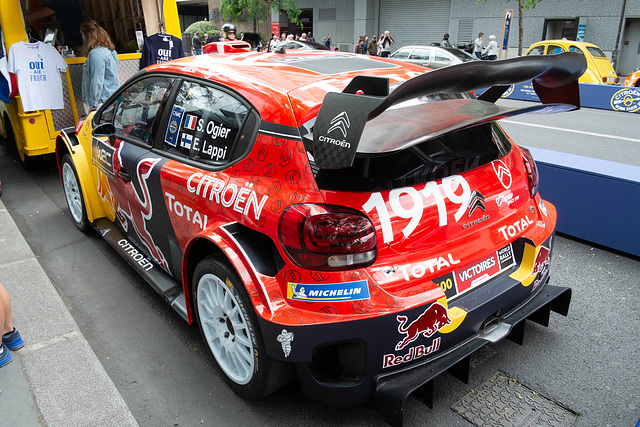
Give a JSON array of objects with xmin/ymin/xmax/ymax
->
[{"xmin": 0, "ymin": 0, "xmax": 181, "ymax": 169}]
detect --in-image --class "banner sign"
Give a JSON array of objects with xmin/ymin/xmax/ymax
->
[
  {"xmin": 499, "ymin": 9, "xmax": 513, "ymax": 60},
  {"xmin": 477, "ymin": 83, "xmax": 640, "ymax": 114}
]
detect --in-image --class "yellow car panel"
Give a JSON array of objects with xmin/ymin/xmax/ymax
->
[{"xmin": 525, "ymin": 40, "xmax": 619, "ymax": 85}]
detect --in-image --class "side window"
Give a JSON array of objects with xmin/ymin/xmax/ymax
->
[
  {"xmin": 162, "ymin": 80, "xmax": 249, "ymax": 166},
  {"xmin": 392, "ymin": 48, "xmax": 412, "ymax": 59},
  {"xmin": 547, "ymin": 44, "xmax": 566, "ymax": 55},
  {"xmin": 526, "ymin": 46, "xmax": 545, "ymax": 56},
  {"xmin": 100, "ymin": 76, "xmax": 172, "ymax": 145},
  {"xmin": 433, "ymin": 52, "xmax": 452, "ymax": 63},
  {"xmin": 569, "ymin": 45, "xmax": 585, "ymax": 55},
  {"xmin": 410, "ymin": 49, "xmax": 431, "ymax": 60}
]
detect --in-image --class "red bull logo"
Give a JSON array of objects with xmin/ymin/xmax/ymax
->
[
  {"xmin": 395, "ymin": 303, "xmax": 451, "ymax": 351},
  {"xmin": 532, "ymin": 245, "xmax": 550, "ymax": 277}
]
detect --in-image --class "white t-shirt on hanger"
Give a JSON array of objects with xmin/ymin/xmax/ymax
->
[{"xmin": 7, "ymin": 41, "xmax": 68, "ymax": 111}]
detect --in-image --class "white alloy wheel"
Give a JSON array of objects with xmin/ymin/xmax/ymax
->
[
  {"xmin": 196, "ymin": 272, "xmax": 255, "ymax": 385},
  {"xmin": 61, "ymin": 154, "xmax": 88, "ymax": 231}
]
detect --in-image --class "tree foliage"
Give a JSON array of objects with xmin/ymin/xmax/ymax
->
[
  {"xmin": 185, "ymin": 21, "xmax": 219, "ymax": 37},
  {"xmin": 477, "ymin": 0, "xmax": 542, "ymax": 56},
  {"xmin": 220, "ymin": 0, "xmax": 301, "ymax": 26}
]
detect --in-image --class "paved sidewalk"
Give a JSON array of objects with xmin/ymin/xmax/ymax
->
[{"xmin": 0, "ymin": 199, "xmax": 138, "ymax": 426}]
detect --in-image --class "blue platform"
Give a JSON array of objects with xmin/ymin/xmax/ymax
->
[
  {"xmin": 526, "ymin": 146, "xmax": 640, "ymax": 257},
  {"xmin": 497, "ymin": 82, "xmax": 640, "ymax": 114}
]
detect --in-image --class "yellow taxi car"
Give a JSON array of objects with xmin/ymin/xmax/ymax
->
[
  {"xmin": 525, "ymin": 40, "xmax": 619, "ymax": 84},
  {"xmin": 625, "ymin": 67, "xmax": 640, "ymax": 87}
]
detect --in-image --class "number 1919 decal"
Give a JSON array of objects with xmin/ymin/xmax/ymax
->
[{"xmin": 362, "ymin": 175, "xmax": 471, "ymax": 243}]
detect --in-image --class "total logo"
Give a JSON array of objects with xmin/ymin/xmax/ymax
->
[
  {"xmin": 394, "ymin": 254, "xmax": 461, "ymax": 282},
  {"xmin": 492, "ymin": 160, "xmax": 512, "ymax": 189},
  {"xmin": 497, "ymin": 214, "xmax": 534, "ymax": 240}
]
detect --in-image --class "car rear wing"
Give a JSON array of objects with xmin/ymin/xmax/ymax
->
[{"xmin": 312, "ymin": 52, "xmax": 587, "ymax": 169}]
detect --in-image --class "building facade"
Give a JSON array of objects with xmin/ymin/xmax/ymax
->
[{"xmin": 260, "ymin": 0, "xmax": 639, "ymax": 75}]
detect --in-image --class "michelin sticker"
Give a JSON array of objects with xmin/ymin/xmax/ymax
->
[
  {"xmin": 164, "ymin": 105, "xmax": 185, "ymax": 147},
  {"xmin": 287, "ymin": 280, "xmax": 369, "ymax": 302},
  {"xmin": 277, "ymin": 329, "xmax": 294, "ymax": 357}
]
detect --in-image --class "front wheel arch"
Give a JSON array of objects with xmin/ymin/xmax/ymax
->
[{"xmin": 60, "ymin": 154, "xmax": 89, "ymax": 231}]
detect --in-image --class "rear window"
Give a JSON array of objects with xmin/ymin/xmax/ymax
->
[
  {"xmin": 586, "ymin": 46, "xmax": 607, "ymax": 58},
  {"xmin": 315, "ymin": 123, "xmax": 510, "ymax": 192}
]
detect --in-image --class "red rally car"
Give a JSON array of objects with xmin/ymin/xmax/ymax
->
[{"xmin": 56, "ymin": 48, "xmax": 586, "ymax": 425}]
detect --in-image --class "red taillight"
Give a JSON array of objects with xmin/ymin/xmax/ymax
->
[
  {"xmin": 278, "ymin": 204, "xmax": 377, "ymax": 271},
  {"xmin": 520, "ymin": 146, "xmax": 539, "ymax": 198}
]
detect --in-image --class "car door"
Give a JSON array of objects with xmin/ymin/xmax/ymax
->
[
  {"xmin": 94, "ymin": 75, "xmax": 179, "ymax": 276},
  {"xmin": 144, "ymin": 78, "xmax": 259, "ymax": 277},
  {"xmin": 408, "ymin": 47, "xmax": 432, "ymax": 67},
  {"xmin": 430, "ymin": 50, "xmax": 456, "ymax": 69}
]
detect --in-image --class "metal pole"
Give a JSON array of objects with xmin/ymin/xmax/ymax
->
[{"xmin": 611, "ymin": 0, "xmax": 627, "ymax": 70}]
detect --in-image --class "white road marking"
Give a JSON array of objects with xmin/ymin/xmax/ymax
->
[{"xmin": 500, "ymin": 120, "xmax": 640, "ymax": 144}]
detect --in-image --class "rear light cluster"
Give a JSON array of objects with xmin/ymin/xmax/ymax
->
[
  {"xmin": 278, "ymin": 204, "xmax": 377, "ymax": 271},
  {"xmin": 602, "ymin": 77, "xmax": 619, "ymax": 84},
  {"xmin": 520, "ymin": 146, "xmax": 539, "ymax": 198}
]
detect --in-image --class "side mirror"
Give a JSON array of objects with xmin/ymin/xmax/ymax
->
[{"xmin": 92, "ymin": 123, "xmax": 116, "ymax": 138}]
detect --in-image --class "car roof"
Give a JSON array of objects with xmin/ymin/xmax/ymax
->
[
  {"xmin": 274, "ymin": 40, "xmax": 329, "ymax": 50},
  {"xmin": 145, "ymin": 50, "xmax": 428, "ymax": 125},
  {"xmin": 529, "ymin": 39, "xmax": 600, "ymax": 49}
]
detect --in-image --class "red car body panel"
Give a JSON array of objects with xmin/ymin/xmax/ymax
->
[{"xmin": 56, "ymin": 49, "xmax": 580, "ymax": 422}]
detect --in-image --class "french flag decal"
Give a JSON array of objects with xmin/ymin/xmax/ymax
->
[{"xmin": 184, "ymin": 114, "xmax": 197, "ymax": 130}]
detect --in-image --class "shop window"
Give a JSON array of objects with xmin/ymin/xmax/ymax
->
[{"xmin": 162, "ymin": 81, "xmax": 249, "ymax": 167}]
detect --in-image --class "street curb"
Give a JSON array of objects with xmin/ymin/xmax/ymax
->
[{"xmin": 0, "ymin": 199, "xmax": 138, "ymax": 426}]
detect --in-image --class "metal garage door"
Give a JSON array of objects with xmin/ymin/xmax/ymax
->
[{"xmin": 379, "ymin": 0, "xmax": 451, "ymax": 51}]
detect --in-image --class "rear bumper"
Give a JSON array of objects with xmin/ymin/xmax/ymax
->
[{"xmin": 369, "ymin": 282, "xmax": 571, "ymax": 427}]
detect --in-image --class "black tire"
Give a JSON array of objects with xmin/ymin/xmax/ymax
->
[
  {"xmin": 61, "ymin": 154, "xmax": 89, "ymax": 231},
  {"xmin": 192, "ymin": 256, "xmax": 294, "ymax": 399}
]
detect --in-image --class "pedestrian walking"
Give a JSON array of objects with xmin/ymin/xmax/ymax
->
[
  {"xmin": 323, "ymin": 33, "xmax": 332, "ymax": 49},
  {"xmin": 355, "ymin": 35, "xmax": 364, "ymax": 54},
  {"xmin": 379, "ymin": 30, "xmax": 394, "ymax": 57},
  {"xmin": 192, "ymin": 31, "xmax": 202, "ymax": 55},
  {"xmin": 79, "ymin": 19, "xmax": 120, "ymax": 113},
  {"xmin": 483, "ymin": 34, "xmax": 498, "ymax": 60},
  {"xmin": 0, "ymin": 279, "xmax": 25, "ymax": 368},
  {"xmin": 368, "ymin": 35, "xmax": 378, "ymax": 55},
  {"xmin": 442, "ymin": 33, "xmax": 451, "ymax": 48},
  {"xmin": 474, "ymin": 32, "xmax": 484, "ymax": 59}
]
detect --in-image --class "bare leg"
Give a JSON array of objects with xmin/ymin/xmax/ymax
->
[{"xmin": 0, "ymin": 282, "xmax": 14, "ymax": 336}]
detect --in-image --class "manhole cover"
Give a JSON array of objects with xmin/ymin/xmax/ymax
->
[{"xmin": 451, "ymin": 371, "xmax": 577, "ymax": 426}]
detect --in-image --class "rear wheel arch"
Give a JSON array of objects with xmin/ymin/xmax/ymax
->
[{"xmin": 184, "ymin": 228, "xmax": 283, "ymax": 320}]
